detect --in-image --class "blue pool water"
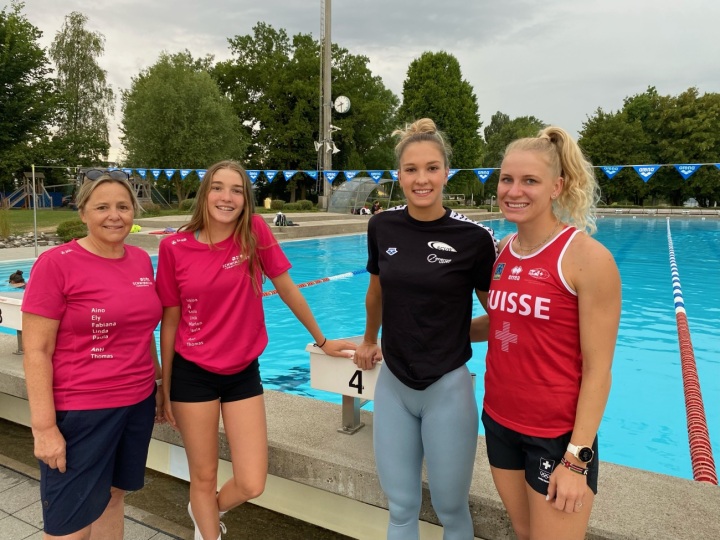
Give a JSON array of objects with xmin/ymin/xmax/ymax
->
[{"xmin": 3, "ymin": 217, "xmax": 719, "ymax": 480}]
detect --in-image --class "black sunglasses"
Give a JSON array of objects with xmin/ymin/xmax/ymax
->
[{"xmin": 83, "ymin": 169, "xmax": 130, "ymax": 182}]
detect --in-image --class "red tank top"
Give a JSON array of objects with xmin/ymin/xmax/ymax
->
[{"xmin": 483, "ymin": 226, "xmax": 582, "ymax": 437}]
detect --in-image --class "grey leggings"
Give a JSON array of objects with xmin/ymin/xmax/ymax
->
[{"xmin": 373, "ymin": 364, "xmax": 478, "ymax": 540}]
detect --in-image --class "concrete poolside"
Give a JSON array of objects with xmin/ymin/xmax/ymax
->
[{"xmin": 1, "ymin": 209, "xmax": 720, "ymax": 539}]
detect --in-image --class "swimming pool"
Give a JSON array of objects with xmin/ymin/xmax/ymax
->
[{"xmin": 3, "ymin": 217, "xmax": 718, "ymax": 480}]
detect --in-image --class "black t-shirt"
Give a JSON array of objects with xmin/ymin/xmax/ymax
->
[{"xmin": 367, "ymin": 206, "xmax": 497, "ymax": 390}]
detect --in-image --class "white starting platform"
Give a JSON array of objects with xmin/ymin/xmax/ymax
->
[
  {"xmin": 0, "ymin": 292, "xmax": 24, "ymax": 355},
  {"xmin": 307, "ymin": 338, "xmax": 382, "ymax": 435}
]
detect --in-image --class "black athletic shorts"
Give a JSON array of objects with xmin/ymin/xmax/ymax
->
[
  {"xmin": 482, "ymin": 409, "xmax": 599, "ymax": 495},
  {"xmin": 170, "ymin": 352, "xmax": 263, "ymax": 403}
]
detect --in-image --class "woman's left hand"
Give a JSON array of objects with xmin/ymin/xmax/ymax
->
[
  {"xmin": 546, "ymin": 462, "xmax": 588, "ymax": 513},
  {"xmin": 154, "ymin": 385, "xmax": 165, "ymax": 423},
  {"xmin": 320, "ymin": 339, "xmax": 357, "ymax": 358}
]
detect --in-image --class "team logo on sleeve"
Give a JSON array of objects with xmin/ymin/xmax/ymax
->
[{"xmin": 493, "ymin": 263, "xmax": 505, "ymax": 280}]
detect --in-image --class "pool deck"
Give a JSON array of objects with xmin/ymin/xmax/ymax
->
[{"xmin": 1, "ymin": 210, "xmax": 720, "ymax": 539}]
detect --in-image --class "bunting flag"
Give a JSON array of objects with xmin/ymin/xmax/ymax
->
[
  {"xmin": 323, "ymin": 170, "xmax": 339, "ymax": 181},
  {"xmin": 247, "ymin": 170, "xmax": 260, "ymax": 183},
  {"xmin": 196, "ymin": 169, "xmax": 207, "ymax": 180},
  {"xmin": 136, "ymin": 169, "xmax": 147, "ymax": 179},
  {"xmin": 448, "ymin": 169, "xmax": 459, "ymax": 179},
  {"xmin": 716, "ymin": 164, "xmax": 720, "ymax": 170},
  {"xmin": 674, "ymin": 164, "xmax": 700, "ymax": 180},
  {"xmin": 107, "ymin": 166, "xmax": 118, "ymax": 171},
  {"xmin": 283, "ymin": 170, "xmax": 297, "ymax": 181},
  {"xmin": 121, "ymin": 168, "xmax": 133, "ymax": 176},
  {"xmin": 344, "ymin": 170, "xmax": 360, "ymax": 180},
  {"xmin": 600, "ymin": 166, "xmax": 623, "ymax": 179},
  {"xmin": 473, "ymin": 168, "xmax": 494, "ymax": 183},
  {"xmin": 633, "ymin": 165, "xmax": 660, "ymax": 182},
  {"xmin": 265, "ymin": 170, "xmax": 279, "ymax": 182},
  {"xmin": 179, "ymin": 169, "xmax": 192, "ymax": 180},
  {"xmin": 164, "ymin": 169, "xmax": 176, "ymax": 179},
  {"xmin": 368, "ymin": 170, "xmax": 384, "ymax": 182},
  {"xmin": 150, "ymin": 169, "xmax": 162, "ymax": 180},
  {"xmin": 390, "ymin": 170, "xmax": 398, "ymax": 181},
  {"xmin": 305, "ymin": 170, "xmax": 318, "ymax": 180}
]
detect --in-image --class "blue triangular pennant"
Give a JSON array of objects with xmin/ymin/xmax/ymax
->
[
  {"xmin": 633, "ymin": 165, "xmax": 660, "ymax": 182},
  {"xmin": 247, "ymin": 170, "xmax": 260, "ymax": 183},
  {"xmin": 368, "ymin": 170, "xmax": 384, "ymax": 182},
  {"xmin": 164, "ymin": 169, "xmax": 176, "ymax": 179},
  {"xmin": 674, "ymin": 164, "xmax": 700, "ymax": 180},
  {"xmin": 473, "ymin": 168, "xmax": 494, "ymax": 183},
  {"xmin": 448, "ymin": 169, "xmax": 459, "ymax": 179},
  {"xmin": 283, "ymin": 170, "xmax": 296, "ymax": 181},
  {"xmin": 121, "ymin": 168, "xmax": 133, "ymax": 176},
  {"xmin": 600, "ymin": 166, "xmax": 623, "ymax": 179},
  {"xmin": 265, "ymin": 170, "xmax": 278, "ymax": 182},
  {"xmin": 390, "ymin": 170, "xmax": 398, "ymax": 181},
  {"xmin": 305, "ymin": 170, "xmax": 318, "ymax": 180},
  {"xmin": 344, "ymin": 170, "xmax": 359, "ymax": 180},
  {"xmin": 150, "ymin": 169, "xmax": 162, "ymax": 180},
  {"xmin": 196, "ymin": 169, "xmax": 206, "ymax": 180},
  {"xmin": 136, "ymin": 169, "xmax": 147, "ymax": 179},
  {"xmin": 324, "ymin": 170, "xmax": 339, "ymax": 181},
  {"xmin": 179, "ymin": 169, "xmax": 192, "ymax": 180}
]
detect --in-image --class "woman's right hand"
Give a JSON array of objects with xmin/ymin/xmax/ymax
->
[
  {"xmin": 163, "ymin": 392, "xmax": 178, "ymax": 429},
  {"xmin": 354, "ymin": 341, "xmax": 382, "ymax": 370},
  {"xmin": 32, "ymin": 425, "xmax": 67, "ymax": 473}
]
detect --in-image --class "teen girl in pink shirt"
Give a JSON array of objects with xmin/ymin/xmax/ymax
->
[{"xmin": 156, "ymin": 160, "xmax": 355, "ymax": 540}]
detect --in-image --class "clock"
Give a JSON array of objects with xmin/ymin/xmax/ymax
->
[{"xmin": 334, "ymin": 95, "xmax": 351, "ymax": 114}]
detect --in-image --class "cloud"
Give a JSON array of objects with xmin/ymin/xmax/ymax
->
[{"xmin": 18, "ymin": 0, "xmax": 720, "ymax": 156}]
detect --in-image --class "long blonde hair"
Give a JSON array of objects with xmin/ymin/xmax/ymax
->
[
  {"xmin": 505, "ymin": 126, "xmax": 599, "ymax": 234},
  {"xmin": 180, "ymin": 160, "xmax": 264, "ymax": 293}
]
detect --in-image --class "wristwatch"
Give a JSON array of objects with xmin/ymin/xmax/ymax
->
[{"xmin": 566, "ymin": 442, "xmax": 594, "ymax": 464}]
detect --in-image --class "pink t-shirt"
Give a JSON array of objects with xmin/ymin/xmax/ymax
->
[
  {"xmin": 156, "ymin": 214, "xmax": 291, "ymax": 374},
  {"xmin": 22, "ymin": 240, "xmax": 162, "ymax": 411}
]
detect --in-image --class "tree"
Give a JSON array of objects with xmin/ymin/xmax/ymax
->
[
  {"xmin": 213, "ymin": 22, "xmax": 398, "ymax": 202},
  {"xmin": 397, "ymin": 51, "xmax": 483, "ymax": 197},
  {"xmin": 121, "ymin": 51, "xmax": 248, "ymax": 203},
  {"xmin": 49, "ymin": 11, "xmax": 114, "ymax": 165},
  {"xmin": 480, "ymin": 113, "xmax": 545, "ymax": 201},
  {"xmin": 0, "ymin": 2, "xmax": 56, "ymax": 188}
]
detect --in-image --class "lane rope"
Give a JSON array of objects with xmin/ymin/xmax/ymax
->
[
  {"xmin": 262, "ymin": 269, "xmax": 367, "ymax": 297},
  {"xmin": 666, "ymin": 218, "xmax": 717, "ymax": 484}
]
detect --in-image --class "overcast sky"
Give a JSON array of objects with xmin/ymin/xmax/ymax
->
[{"xmin": 18, "ymin": 0, "xmax": 720, "ymax": 161}]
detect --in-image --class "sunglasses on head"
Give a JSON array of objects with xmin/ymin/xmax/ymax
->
[{"xmin": 83, "ymin": 169, "xmax": 130, "ymax": 182}]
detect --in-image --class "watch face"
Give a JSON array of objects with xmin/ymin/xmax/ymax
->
[{"xmin": 578, "ymin": 447, "xmax": 594, "ymax": 463}]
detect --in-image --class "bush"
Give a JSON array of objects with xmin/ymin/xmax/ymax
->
[
  {"xmin": 284, "ymin": 202, "xmax": 300, "ymax": 211},
  {"xmin": 297, "ymin": 199, "xmax": 314, "ymax": 210},
  {"xmin": 270, "ymin": 200, "xmax": 285, "ymax": 210},
  {"xmin": 57, "ymin": 219, "xmax": 87, "ymax": 242},
  {"xmin": 140, "ymin": 202, "xmax": 161, "ymax": 214},
  {"xmin": 179, "ymin": 198, "xmax": 195, "ymax": 211}
]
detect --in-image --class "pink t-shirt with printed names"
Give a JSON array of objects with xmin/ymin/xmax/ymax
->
[
  {"xmin": 156, "ymin": 214, "xmax": 291, "ymax": 375},
  {"xmin": 21, "ymin": 240, "xmax": 162, "ymax": 411}
]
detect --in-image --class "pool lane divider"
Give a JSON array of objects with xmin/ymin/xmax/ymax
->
[
  {"xmin": 665, "ymin": 218, "xmax": 718, "ymax": 484},
  {"xmin": 262, "ymin": 269, "xmax": 368, "ymax": 297}
]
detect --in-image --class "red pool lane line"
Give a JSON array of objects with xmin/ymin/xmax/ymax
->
[
  {"xmin": 667, "ymin": 219, "xmax": 718, "ymax": 484},
  {"xmin": 261, "ymin": 269, "xmax": 367, "ymax": 298}
]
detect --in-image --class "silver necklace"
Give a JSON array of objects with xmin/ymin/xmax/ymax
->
[{"xmin": 516, "ymin": 222, "xmax": 561, "ymax": 260}]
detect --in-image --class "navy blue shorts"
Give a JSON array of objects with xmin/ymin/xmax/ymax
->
[
  {"xmin": 170, "ymin": 352, "xmax": 263, "ymax": 403},
  {"xmin": 40, "ymin": 388, "xmax": 156, "ymax": 536},
  {"xmin": 482, "ymin": 409, "xmax": 599, "ymax": 495}
]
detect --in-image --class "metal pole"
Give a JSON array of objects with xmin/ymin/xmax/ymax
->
[
  {"xmin": 32, "ymin": 164, "xmax": 38, "ymax": 257},
  {"xmin": 321, "ymin": 0, "xmax": 332, "ymax": 210}
]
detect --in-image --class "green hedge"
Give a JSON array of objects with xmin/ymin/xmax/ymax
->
[
  {"xmin": 179, "ymin": 198, "xmax": 195, "ymax": 211},
  {"xmin": 270, "ymin": 200, "xmax": 285, "ymax": 210},
  {"xmin": 57, "ymin": 219, "xmax": 87, "ymax": 242},
  {"xmin": 297, "ymin": 199, "xmax": 314, "ymax": 210}
]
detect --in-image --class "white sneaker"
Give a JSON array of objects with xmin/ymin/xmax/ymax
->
[{"xmin": 188, "ymin": 501, "xmax": 228, "ymax": 539}]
